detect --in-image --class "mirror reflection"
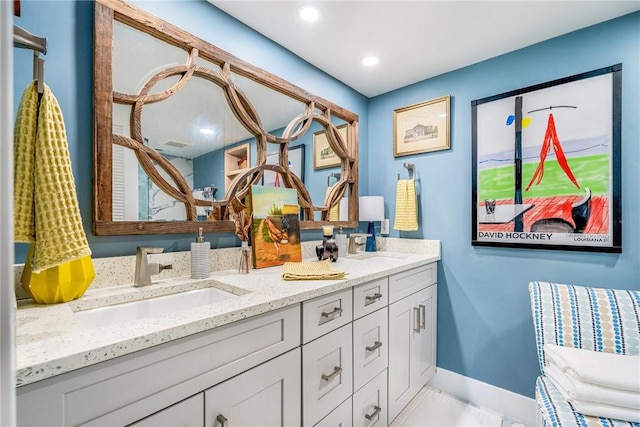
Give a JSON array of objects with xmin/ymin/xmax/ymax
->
[{"xmin": 94, "ymin": 0, "xmax": 359, "ymax": 235}]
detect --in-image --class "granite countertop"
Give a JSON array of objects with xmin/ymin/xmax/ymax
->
[{"xmin": 15, "ymin": 241, "xmax": 440, "ymax": 387}]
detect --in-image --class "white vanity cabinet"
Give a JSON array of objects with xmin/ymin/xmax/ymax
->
[
  {"xmin": 16, "ymin": 305, "xmax": 300, "ymax": 427},
  {"xmin": 17, "ymin": 261, "xmax": 439, "ymax": 427},
  {"xmin": 387, "ymin": 265, "xmax": 438, "ymax": 423}
]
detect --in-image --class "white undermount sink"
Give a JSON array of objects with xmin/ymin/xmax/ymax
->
[
  {"xmin": 75, "ymin": 286, "xmax": 243, "ymax": 328},
  {"xmin": 346, "ymin": 252, "xmax": 406, "ymax": 261}
]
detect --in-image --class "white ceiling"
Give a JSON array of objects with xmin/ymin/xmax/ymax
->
[{"xmin": 210, "ymin": 1, "xmax": 640, "ymax": 97}]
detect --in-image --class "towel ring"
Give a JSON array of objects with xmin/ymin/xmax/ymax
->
[
  {"xmin": 398, "ymin": 163, "xmax": 415, "ymax": 180},
  {"xmin": 327, "ymin": 172, "xmax": 341, "ymax": 187}
]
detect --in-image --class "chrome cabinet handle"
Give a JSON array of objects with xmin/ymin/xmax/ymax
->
[
  {"xmin": 419, "ymin": 304, "xmax": 426, "ymax": 330},
  {"xmin": 365, "ymin": 405, "xmax": 382, "ymax": 421},
  {"xmin": 216, "ymin": 414, "xmax": 228, "ymax": 427},
  {"xmin": 366, "ymin": 341, "xmax": 382, "ymax": 352},
  {"xmin": 413, "ymin": 307, "xmax": 421, "ymax": 332},
  {"xmin": 321, "ymin": 307, "xmax": 343, "ymax": 319},
  {"xmin": 364, "ymin": 293, "xmax": 382, "ymax": 305},
  {"xmin": 321, "ymin": 365, "xmax": 343, "ymax": 381}
]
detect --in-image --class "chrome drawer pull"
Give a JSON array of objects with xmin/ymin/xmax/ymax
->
[
  {"xmin": 364, "ymin": 293, "xmax": 382, "ymax": 305},
  {"xmin": 216, "ymin": 414, "xmax": 228, "ymax": 427},
  {"xmin": 419, "ymin": 304, "xmax": 426, "ymax": 330},
  {"xmin": 413, "ymin": 306, "xmax": 421, "ymax": 332},
  {"xmin": 321, "ymin": 307, "xmax": 343, "ymax": 319},
  {"xmin": 366, "ymin": 341, "xmax": 382, "ymax": 352},
  {"xmin": 321, "ymin": 365, "xmax": 343, "ymax": 381},
  {"xmin": 365, "ymin": 405, "xmax": 382, "ymax": 421}
]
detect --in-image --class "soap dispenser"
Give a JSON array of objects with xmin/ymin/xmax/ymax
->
[
  {"xmin": 335, "ymin": 225, "xmax": 347, "ymax": 258},
  {"xmin": 191, "ymin": 227, "xmax": 210, "ymax": 279}
]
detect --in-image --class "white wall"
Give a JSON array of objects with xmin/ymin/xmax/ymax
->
[{"xmin": 1, "ymin": 1, "xmax": 17, "ymax": 424}]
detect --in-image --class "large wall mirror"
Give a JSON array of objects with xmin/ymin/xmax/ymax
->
[{"xmin": 93, "ymin": 0, "xmax": 359, "ymax": 235}]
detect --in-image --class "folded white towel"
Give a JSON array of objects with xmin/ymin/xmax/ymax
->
[
  {"xmin": 570, "ymin": 398, "xmax": 640, "ymax": 423},
  {"xmin": 546, "ymin": 364, "xmax": 640, "ymax": 409},
  {"xmin": 545, "ymin": 344, "xmax": 640, "ymax": 392}
]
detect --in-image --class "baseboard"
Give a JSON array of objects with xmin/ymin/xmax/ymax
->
[{"xmin": 427, "ymin": 368, "xmax": 536, "ymax": 427}]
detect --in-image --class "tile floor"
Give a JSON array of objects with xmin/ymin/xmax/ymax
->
[{"xmin": 394, "ymin": 386, "xmax": 533, "ymax": 427}]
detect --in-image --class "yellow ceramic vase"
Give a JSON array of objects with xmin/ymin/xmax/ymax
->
[{"xmin": 21, "ymin": 245, "xmax": 96, "ymax": 304}]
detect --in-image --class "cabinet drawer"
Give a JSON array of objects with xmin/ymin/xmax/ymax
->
[
  {"xmin": 314, "ymin": 397, "xmax": 352, "ymax": 427},
  {"xmin": 352, "ymin": 369, "xmax": 387, "ymax": 427},
  {"xmin": 204, "ymin": 349, "xmax": 300, "ymax": 427},
  {"xmin": 303, "ymin": 324, "xmax": 353, "ymax": 426},
  {"xmin": 302, "ymin": 288, "xmax": 352, "ymax": 344},
  {"xmin": 388, "ymin": 263, "xmax": 436, "ymax": 303},
  {"xmin": 353, "ymin": 307, "xmax": 388, "ymax": 392},
  {"xmin": 129, "ymin": 394, "xmax": 203, "ymax": 427},
  {"xmin": 353, "ymin": 277, "xmax": 388, "ymax": 320}
]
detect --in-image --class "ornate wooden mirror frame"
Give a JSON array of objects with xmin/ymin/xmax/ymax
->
[{"xmin": 93, "ymin": 0, "xmax": 359, "ymax": 235}]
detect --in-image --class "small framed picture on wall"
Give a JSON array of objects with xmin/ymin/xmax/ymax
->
[{"xmin": 393, "ymin": 95, "xmax": 450, "ymax": 157}]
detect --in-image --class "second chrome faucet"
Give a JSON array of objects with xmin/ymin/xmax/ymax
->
[{"xmin": 134, "ymin": 247, "xmax": 173, "ymax": 287}]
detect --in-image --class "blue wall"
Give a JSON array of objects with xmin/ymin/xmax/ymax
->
[
  {"xmin": 12, "ymin": 0, "xmax": 368, "ymax": 261},
  {"xmin": 13, "ymin": 0, "xmax": 639, "ymax": 399},
  {"xmin": 368, "ymin": 12, "xmax": 640, "ymax": 397}
]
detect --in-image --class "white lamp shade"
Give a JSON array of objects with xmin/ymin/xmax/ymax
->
[{"xmin": 359, "ymin": 196, "xmax": 384, "ymax": 222}]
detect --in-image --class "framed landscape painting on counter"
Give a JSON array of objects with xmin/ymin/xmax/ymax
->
[
  {"xmin": 249, "ymin": 186, "xmax": 302, "ymax": 268},
  {"xmin": 471, "ymin": 64, "xmax": 622, "ymax": 253}
]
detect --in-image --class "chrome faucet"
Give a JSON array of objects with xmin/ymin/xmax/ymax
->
[
  {"xmin": 348, "ymin": 233, "xmax": 371, "ymax": 254},
  {"xmin": 134, "ymin": 247, "xmax": 173, "ymax": 287}
]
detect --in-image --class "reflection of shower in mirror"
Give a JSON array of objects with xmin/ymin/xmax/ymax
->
[
  {"xmin": 192, "ymin": 185, "xmax": 218, "ymax": 220},
  {"xmin": 201, "ymin": 185, "xmax": 218, "ymax": 200}
]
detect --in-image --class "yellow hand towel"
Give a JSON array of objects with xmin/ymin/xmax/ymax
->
[
  {"xmin": 393, "ymin": 179, "xmax": 419, "ymax": 231},
  {"xmin": 14, "ymin": 82, "xmax": 91, "ymax": 273},
  {"xmin": 282, "ymin": 260, "xmax": 347, "ymax": 280},
  {"xmin": 326, "ymin": 185, "xmax": 340, "ymax": 221}
]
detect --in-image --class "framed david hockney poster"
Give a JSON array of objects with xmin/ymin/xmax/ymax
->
[
  {"xmin": 471, "ymin": 64, "xmax": 622, "ymax": 253},
  {"xmin": 393, "ymin": 95, "xmax": 450, "ymax": 157},
  {"xmin": 249, "ymin": 185, "xmax": 302, "ymax": 268}
]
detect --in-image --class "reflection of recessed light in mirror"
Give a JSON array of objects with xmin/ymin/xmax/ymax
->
[
  {"xmin": 439, "ymin": 114, "xmax": 448, "ymax": 118},
  {"xmin": 299, "ymin": 5, "xmax": 319, "ymax": 22},
  {"xmin": 200, "ymin": 128, "xmax": 214, "ymax": 135},
  {"xmin": 362, "ymin": 56, "xmax": 379, "ymax": 66}
]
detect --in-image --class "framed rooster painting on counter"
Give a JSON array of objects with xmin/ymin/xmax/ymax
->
[
  {"xmin": 471, "ymin": 64, "xmax": 622, "ymax": 253},
  {"xmin": 249, "ymin": 186, "xmax": 302, "ymax": 268}
]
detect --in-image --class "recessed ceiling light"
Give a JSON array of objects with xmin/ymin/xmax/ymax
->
[
  {"xmin": 362, "ymin": 56, "xmax": 379, "ymax": 67},
  {"xmin": 299, "ymin": 5, "xmax": 319, "ymax": 22},
  {"xmin": 200, "ymin": 128, "xmax": 214, "ymax": 135}
]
